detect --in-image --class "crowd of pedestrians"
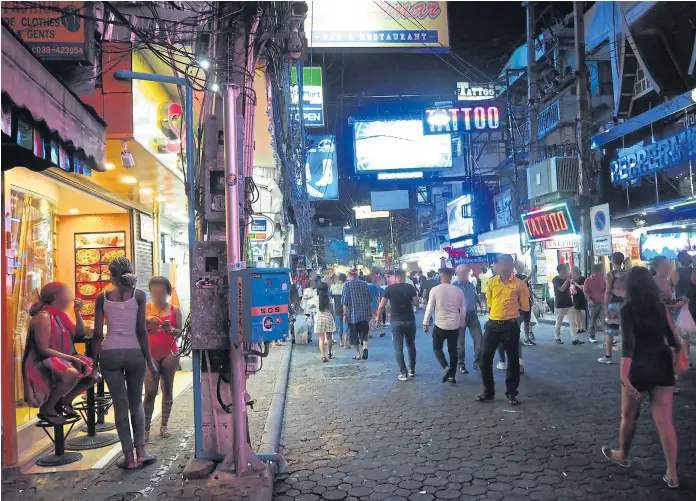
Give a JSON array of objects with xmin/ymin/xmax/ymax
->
[{"xmin": 292, "ymin": 250, "xmax": 695, "ymax": 488}]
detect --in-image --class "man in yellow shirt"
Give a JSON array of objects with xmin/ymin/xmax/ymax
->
[{"xmin": 476, "ymin": 254, "xmax": 530, "ymax": 406}]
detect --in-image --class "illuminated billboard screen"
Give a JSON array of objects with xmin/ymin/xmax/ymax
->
[
  {"xmin": 447, "ymin": 194, "xmax": 474, "ymax": 241},
  {"xmin": 304, "ymin": 135, "xmax": 338, "ymax": 200},
  {"xmin": 640, "ymin": 232, "xmax": 695, "ymax": 260},
  {"xmin": 353, "ymin": 119, "xmax": 452, "ymax": 173},
  {"xmin": 521, "ymin": 203, "xmax": 577, "ymax": 242}
]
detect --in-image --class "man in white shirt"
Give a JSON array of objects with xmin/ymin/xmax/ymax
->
[{"xmin": 423, "ymin": 267, "xmax": 467, "ymax": 383}]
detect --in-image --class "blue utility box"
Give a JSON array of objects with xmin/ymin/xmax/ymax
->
[{"xmin": 229, "ymin": 268, "xmax": 291, "ymax": 344}]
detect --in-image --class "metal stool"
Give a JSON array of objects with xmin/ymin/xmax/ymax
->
[
  {"xmin": 65, "ymin": 387, "xmax": 119, "ymax": 450},
  {"xmin": 93, "ymin": 392, "xmax": 116, "ymax": 432},
  {"xmin": 35, "ymin": 416, "xmax": 83, "ymax": 466}
]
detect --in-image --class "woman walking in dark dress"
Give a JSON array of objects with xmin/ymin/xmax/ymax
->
[{"xmin": 601, "ymin": 267, "xmax": 683, "ymax": 489}]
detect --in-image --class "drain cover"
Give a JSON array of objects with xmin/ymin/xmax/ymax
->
[
  {"xmin": 322, "ymin": 364, "xmax": 363, "ymax": 379},
  {"xmin": 104, "ymin": 493, "xmax": 141, "ymax": 501}
]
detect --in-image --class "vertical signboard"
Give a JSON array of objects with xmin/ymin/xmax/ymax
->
[
  {"xmin": 590, "ymin": 203, "xmax": 612, "ymax": 256},
  {"xmin": 1, "ymin": 2, "xmax": 90, "ymax": 61},
  {"xmin": 303, "ymin": 135, "xmax": 338, "ymax": 200},
  {"xmin": 290, "ymin": 67, "xmax": 324, "ymax": 127},
  {"xmin": 493, "ymin": 189, "xmax": 513, "ymax": 228}
]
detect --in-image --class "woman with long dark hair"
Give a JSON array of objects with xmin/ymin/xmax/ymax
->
[
  {"xmin": 601, "ymin": 266, "xmax": 682, "ymax": 489},
  {"xmin": 143, "ymin": 276, "xmax": 182, "ymax": 440},
  {"xmin": 314, "ymin": 282, "xmax": 335, "ymax": 362},
  {"xmin": 22, "ymin": 282, "xmax": 97, "ymax": 424},
  {"xmin": 92, "ymin": 257, "xmax": 158, "ymax": 469}
]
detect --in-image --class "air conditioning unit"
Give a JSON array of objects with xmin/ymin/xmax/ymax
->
[{"xmin": 527, "ymin": 156, "xmax": 579, "ymax": 202}]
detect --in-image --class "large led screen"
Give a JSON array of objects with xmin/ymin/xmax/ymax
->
[{"xmin": 353, "ymin": 120, "xmax": 452, "ymax": 173}]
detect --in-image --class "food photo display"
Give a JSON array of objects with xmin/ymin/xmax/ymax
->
[{"xmin": 74, "ymin": 231, "xmax": 127, "ymax": 330}]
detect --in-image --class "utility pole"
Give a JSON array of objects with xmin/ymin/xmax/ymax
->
[
  {"xmin": 574, "ymin": 1, "xmax": 591, "ymax": 274},
  {"xmin": 526, "ymin": 1, "xmax": 538, "ymax": 165}
]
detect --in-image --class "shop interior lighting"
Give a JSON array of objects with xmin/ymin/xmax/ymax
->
[
  {"xmin": 156, "ymin": 195, "xmax": 167, "ymax": 202},
  {"xmin": 140, "ymin": 187, "xmax": 153, "ymax": 195},
  {"xmin": 105, "ymin": 162, "xmax": 116, "ymax": 170},
  {"xmin": 121, "ymin": 176, "xmax": 137, "ymax": 184},
  {"xmin": 69, "ymin": 208, "xmax": 79, "ymax": 214}
]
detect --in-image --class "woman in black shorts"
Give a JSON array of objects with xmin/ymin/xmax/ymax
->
[{"xmin": 601, "ymin": 267, "xmax": 682, "ymax": 489}]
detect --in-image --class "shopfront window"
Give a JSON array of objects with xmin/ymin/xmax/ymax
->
[{"xmin": 8, "ymin": 189, "xmax": 56, "ymax": 427}]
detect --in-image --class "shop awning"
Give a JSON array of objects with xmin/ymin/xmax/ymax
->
[{"xmin": 1, "ymin": 26, "xmax": 107, "ymax": 173}]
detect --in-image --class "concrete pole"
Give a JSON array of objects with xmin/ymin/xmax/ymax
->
[
  {"xmin": 526, "ymin": 1, "xmax": 538, "ymax": 165},
  {"xmin": 574, "ymin": 1, "xmax": 591, "ymax": 274}
]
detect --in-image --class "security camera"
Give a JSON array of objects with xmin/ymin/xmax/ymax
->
[{"xmin": 120, "ymin": 140, "xmax": 135, "ymax": 169}]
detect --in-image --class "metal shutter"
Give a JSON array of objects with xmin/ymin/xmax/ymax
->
[{"xmin": 133, "ymin": 211, "xmax": 154, "ymax": 300}]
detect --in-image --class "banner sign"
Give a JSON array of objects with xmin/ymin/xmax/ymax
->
[
  {"xmin": 1, "ymin": 2, "xmax": 90, "ymax": 61},
  {"xmin": 521, "ymin": 203, "xmax": 577, "ymax": 243},
  {"xmin": 609, "ymin": 128, "xmax": 696, "ymax": 184},
  {"xmin": 423, "ymin": 104, "xmax": 502, "ymax": 135},
  {"xmin": 303, "ymin": 136, "xmax": 338, "ymax": 200},
  {"xmin": 456, "ymin": 82, "xmax": 501, "ymax": 101},
  {"xmin": 493, "ymin": 189, "xmax": 513, "ymax": 228},
  {"xmin": 306, "ymin": 1, "xmax": 449, "ymax": 50},
  {"xmin": 290, "ymin": 67, "xmax": 324, "ymax": 127}
]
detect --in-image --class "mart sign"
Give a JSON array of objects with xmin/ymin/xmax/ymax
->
[{"xmin": 290, "ymin": 67, "xmax": 324, "ymax": 127}]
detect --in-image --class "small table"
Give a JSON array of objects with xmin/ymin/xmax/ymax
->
[{"xmin": 65, "ymin": 337, "xmax": 119, "ymax": 450}]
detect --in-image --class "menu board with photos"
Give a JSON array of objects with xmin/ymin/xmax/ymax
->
[{"xmin": 74, "ymin": 232, "xmax": 126, "ymax": 330}]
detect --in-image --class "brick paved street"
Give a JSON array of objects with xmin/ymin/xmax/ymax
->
[{"xmin": 275, "ymin": 312, "xmax": 696, "ymax": 501}]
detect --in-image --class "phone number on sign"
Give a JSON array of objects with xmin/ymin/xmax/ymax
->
[{"xmin": 31, "ymin": 46, "xmax": 84, "ymax": 55}]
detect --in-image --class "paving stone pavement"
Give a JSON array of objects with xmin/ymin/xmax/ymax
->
[
  {"xmin": 275, "ymin": 312, "xmax": 696, "ymax": 501},
  {"xmin": 1, "ymin": 344, "xmax": 286, "ymax": 501}
]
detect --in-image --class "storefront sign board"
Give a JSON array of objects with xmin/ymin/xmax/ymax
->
[
  {"xmin": 609, "ymin": 128, "xmax": 696, "ymax": 185},
  {"xmin": 290, "ymin": 67, "xmax": 324, "ymax": 127},
  {"xmin": 306, "ymin": 1, "xmax": 449, "ymax": 49},
  {"xmin": 249, "ymin": 215, "xmax": 274, "ymax": 242},
  {"xmin": 590, "ymin": 203, "xmax": 612, "ymax": 256},
  {"xmin": 520, "ymin": 203, "xmax": 576, "ymax": 243},
  {"xmin": 456, "ymin": 82, "xmax": 500, "ymax": 101},
  {"xmin": 423, "ymin": 104, "xmax": 502, "ymax": 135},
  {"xmin": 544, "ymin": 237, "xmax": 580, "ymax": 250},
  {"xmin": 1, "ymin": 2, "xmax": 90, "ymax": 61}
]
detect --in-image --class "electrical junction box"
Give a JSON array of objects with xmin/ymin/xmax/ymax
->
[
  {"xmin": 229, "ymin": 268, "xmax": 291, "ymax": 344},
  {"xmin": 191, "ymin": 241, "xmax": 229, "ymax": 350}
]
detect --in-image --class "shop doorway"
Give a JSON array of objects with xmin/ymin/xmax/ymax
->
[{"xmin": 4, "ymin": 169, "xmax": 131, "ymax": 459}]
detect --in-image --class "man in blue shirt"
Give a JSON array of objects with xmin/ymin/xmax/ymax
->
[
  {"xmin": 342, "ymin": 269, "xmax": 373, "ymax": 360},
  {"xmin": 454, "ymin": 264, "xmax": 483, "ymax": 374}
]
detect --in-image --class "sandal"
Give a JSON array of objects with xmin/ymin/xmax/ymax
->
[
  {"xmin": 508, "ymin": 396, "xmax": 522, "ymax": 406},
  {"xmin": 322, "ymin": 357, "xmax": 328, "ymax": 363},
  {"xmin": 160, "ymin": 427, "xmax": 171, "ymax": 438},
  {"xmin": 57, "ymin": 402, "xmax": 79, "ymax": 419},
  {"xmin": 663, "ymin": 476, "xmax": 679, "ymax": 489},
  {"xmin": 474, "ymin": 394, "xmax": 494, "ymax": 403},
  {"xmin": 327, "ymin": 353, "xmax": 333, "ymax": 359},
  {"xmin": 137, "ymin": 453, "xmax": 157, "ymax": 466},
  {"xmin": 116, "ymin": 458, "xmax": 141, "ymax": 470},
  {"xmin": 601, "ymin": 446, "xmax": 630, "ymax": 468},
  {"xmin": 37, "ymin": 412, "xmax": 66, "ymax": 425},
  {"xmin": 353, "ymin": 355, "xmax": 362, "ymax": 360}
]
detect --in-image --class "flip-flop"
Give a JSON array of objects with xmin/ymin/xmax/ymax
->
[
  {"xmin": 474, "ymin": 394, "xmax": 494, "ymax": 403},
  {"xmin": 601, "ymin": 446, "xmax": 630, "ymax": 468},
  {"xmin": 353, "ymin": 355, "xmax": 361, "ymax": 360},
  {"xmin": 137, "ymin": 454, "xmax": 157, "ymax": 466},
  {"xmin": 322, "ymin": 357, "xmax": 328, "ymax": 363},
  {"xmin": 508, "ymin": 397, "xmax": 522, "ymax": 406},
  {"xmin": 37, "ymin": 412, "xmax": 66, "ymax": 425},
  {"xmin": 663, "ymin": 476, "xmax": 680, "ymax": 489},
  {"xmin": 116, "ymin": 459, "xmax": 142, "ymax": 470},
  {"xmin": 57, "ymin": 402, "xmax": 79, "ymax": 419}
]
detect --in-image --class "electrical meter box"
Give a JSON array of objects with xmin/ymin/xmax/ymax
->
[
  {"xmin": 229, "ymin": 268, "xmax": 291, "ymax": 344},
  {"xmin": 191, "ymin": 241, "xmax": 229, "ymax": 350}
]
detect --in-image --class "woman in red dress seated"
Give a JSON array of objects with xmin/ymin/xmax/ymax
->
[{"xmin": 22, "ymin": 282, "xmax": 98, "ymax": 425}]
